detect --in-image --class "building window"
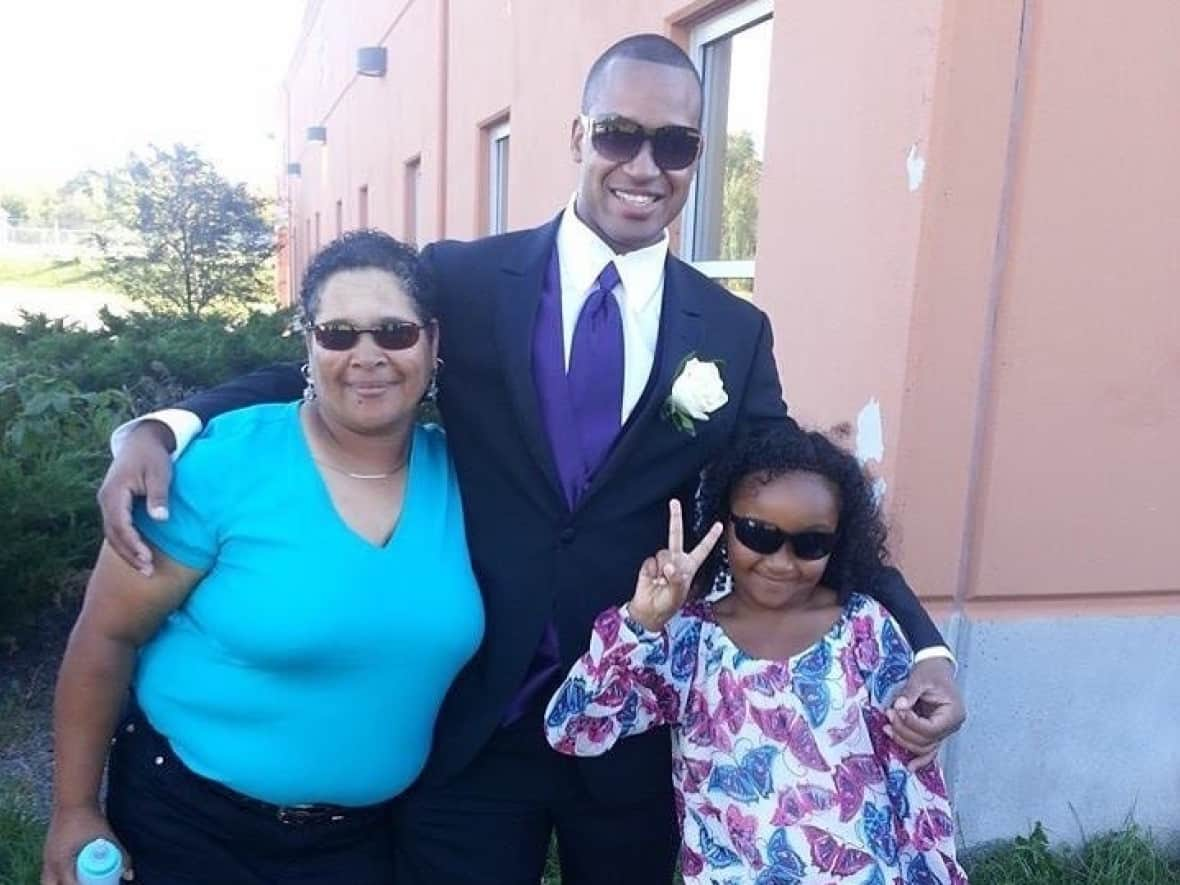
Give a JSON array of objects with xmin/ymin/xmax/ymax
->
[
  {"xmin": 684, "ymin": 0, "xmax": 773, "ymax": 295},
  {"xmin": 305, "ymin": 218, "xmax": 312, "ymax": 261},
  {"xmin": 404, "ymin": 157, "xmax": 421, "ymax": 246},
  {"xmin": 314, "ymin": 212, "xmax": 321, "ymax": 250},
  {"xmin": 335, "ymin": 200, "xmax": 343, "ymax": 239},
  {"xmin": 358, "ymin": 185, "xmax": 369, "ymax": 228},
  {"xmin": 485, "ymin": 120, "xmax": 510, "ymax": 235}
]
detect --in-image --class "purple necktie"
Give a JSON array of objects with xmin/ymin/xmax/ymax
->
[{"xmin": 566, "ymin": 261, "xmax": 624, "ymax": 498}]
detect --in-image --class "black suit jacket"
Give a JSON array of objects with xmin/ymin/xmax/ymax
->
[{"xmin": 180, "ymin": 216, "xmax": 942, "ymax": 803}]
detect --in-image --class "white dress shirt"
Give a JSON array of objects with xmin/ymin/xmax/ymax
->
[{"xmin": 554, "ymin": 194, "xmax": 667, "ymax": 423}]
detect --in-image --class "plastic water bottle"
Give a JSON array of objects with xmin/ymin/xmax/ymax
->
[{"xmin": 75, "ymin": 838, "xmax": 124, "ymax": 885}]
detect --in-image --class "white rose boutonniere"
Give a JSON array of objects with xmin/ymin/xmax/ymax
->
[{"xmin": 662, "ymin": 355, "xmax": 728, "ymax": 436}]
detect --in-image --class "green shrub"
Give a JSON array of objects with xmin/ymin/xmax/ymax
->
[
  {"xmin": 0, "ymin": 308, "xmax": 303, "ymax": 644},
  {"xmin": 0, "ymin": 306, "xmax": 301, "ymax": 412},
  {"xmin": 0, "ymin": 373, "xmax": 132, "ymax": 643}
]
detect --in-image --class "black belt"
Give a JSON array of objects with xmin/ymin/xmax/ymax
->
[
  {"xmin": 199, "ymin": 776, "xmax": 393, "ymax": 826},
  {"xmin": 124, "ymin": 698, "xmax": 395, "ymax": 827}
]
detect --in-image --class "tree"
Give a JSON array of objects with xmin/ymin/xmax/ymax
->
[
  {"xmin": 37, "ymin": 178, "xmax": 105, "ymax": 229},
  {"xmin": 1, "ymin": 193, "xmax": 29, "ymax": 226},
  {"xmin": 89, "ymin": 144, "xmax": 274, "ymax": 317},
  {"xmin": 721, "ymin": 131, "xmax": 761, "ymax": 262}
]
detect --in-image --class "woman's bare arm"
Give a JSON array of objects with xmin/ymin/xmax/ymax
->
[{"xmin": 42, "ymin": 543, "xmax": 201, "ymax": 885}]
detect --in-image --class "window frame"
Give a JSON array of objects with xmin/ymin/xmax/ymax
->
[
  {"xmin": 681, "ymin": 0, "xmax": 774, "ymax": 289},
  {"xmin": 357, "ymin": 185, "xmax": 369, "ymax": 229},
  {"xmin": 487, "ymin": 120, "xmax": 511, "ymax": 236},
  {"xmin": 404, "ymin": 156, "xmax": 421, "ymax": 246}
]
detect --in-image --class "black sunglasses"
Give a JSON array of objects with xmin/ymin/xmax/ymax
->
[
  {"xmin": 730, "ymin": 515, "xmax": 837, "ymax": 561},
  {"xmin": 310, "ymin": 321, "xmax": 426, "ymax": 351},
  {"xmin": 582, "ymin": 114, "xmax": 702, "ymax": 172}
]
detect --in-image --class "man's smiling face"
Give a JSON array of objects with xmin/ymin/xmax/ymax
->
[{"xmin": 571, "ymin": 57, "xmax": 703, "ymax": 254}]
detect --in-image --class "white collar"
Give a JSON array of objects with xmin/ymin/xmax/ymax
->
[{"xmin": 555, "ymin": 194, "xmax": 667, "ymax": 312}]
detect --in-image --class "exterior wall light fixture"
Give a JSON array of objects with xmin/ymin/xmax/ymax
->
[{"xmin": 357, "ymin": 46, "xmax": 387, "ymax": 77}]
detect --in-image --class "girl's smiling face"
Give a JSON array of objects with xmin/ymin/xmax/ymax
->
[{"xmin": 725, "ymin": 470, "xmax": 840, "ymax": 611}]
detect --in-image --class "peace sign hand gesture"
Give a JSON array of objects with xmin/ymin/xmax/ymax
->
[{"xmin": 627, "ymin": 500, "xmax": 723, "ymax": 633}]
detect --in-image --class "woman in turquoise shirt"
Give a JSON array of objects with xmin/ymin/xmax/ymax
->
[{"xmin": 42, "ymin": 231, "xmax": 485, "ymax": 884}]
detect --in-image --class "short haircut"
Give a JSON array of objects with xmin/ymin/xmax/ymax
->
[
  {"xmin": 298, "ymin": 229, "xmax": 436, "ymax": 324},
  {"xmin": 581, "ymin": 33, "xmax": 703, "ymax": 116}
]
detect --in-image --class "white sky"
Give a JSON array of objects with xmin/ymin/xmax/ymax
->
[
  {"xmin": 0, "ymin": 0, "xmax": 306, "ymax": 193},
  {"xmin": 724, "ymin": 16, "xmax": 772, "ymax": 159}
]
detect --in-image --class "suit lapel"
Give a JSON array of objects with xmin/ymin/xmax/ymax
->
[
  {"xmin": 494, "ymin": 215, "xmax": 565, "ymax": 501},
  {"xmin": 579, "ymin": 256, "xmax": 704, "ymax": 508}
]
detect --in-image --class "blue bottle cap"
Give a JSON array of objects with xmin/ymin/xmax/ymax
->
[{"xmin": 76, "ymin": 838, "xmax": 123, "ymax": 881}]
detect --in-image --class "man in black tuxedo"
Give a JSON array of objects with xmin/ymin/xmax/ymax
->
[{"xmin": 99, "ymin": 34, "xmax": 964, "ymax": 885}]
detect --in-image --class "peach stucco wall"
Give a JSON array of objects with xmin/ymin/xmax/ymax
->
[
  {"xmin": 280, "ymin": 0, "xmax": 1179, "ymax": 618},
  {"xmin": 961, "ymin": 0, "xmax": 1180, "ymax": 615}
]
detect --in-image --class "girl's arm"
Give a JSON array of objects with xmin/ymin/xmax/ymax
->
[
  {"xmin": 545, "ymin": 500, "xmax": 720, "ymax": 756},
  {"xmin": 41, "ymin": 543, "xmax": 201, "ymax": 885},
  {"xmin": 546, "ymin": 500, "xmax": 720, "ymax": 756},
  {"xmin": 544, "ymin": 603, "xmax": 702, "ymax": 756}
]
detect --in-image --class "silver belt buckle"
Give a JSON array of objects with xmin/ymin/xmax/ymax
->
[{"xmin": 277, "ymin": 805, "xmax": 325, "ymax": 825}]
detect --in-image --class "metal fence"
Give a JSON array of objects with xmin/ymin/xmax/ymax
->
[{"xmin": 0, "ymin": 223, "xmax": 102, "ymax": 258}]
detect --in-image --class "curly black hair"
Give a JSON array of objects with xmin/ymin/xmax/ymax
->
[
  {"xmin": 693, "ymin": 424, "xmax": 891, "ymax": 602},
  {"xmin": 298, "ymin": 229, "xmax": 436, "ymax": 325}
]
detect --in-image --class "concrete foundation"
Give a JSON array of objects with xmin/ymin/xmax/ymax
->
[{"xmin": 945, "ymin": 614, "xmax": 1180, "ymax": 847}]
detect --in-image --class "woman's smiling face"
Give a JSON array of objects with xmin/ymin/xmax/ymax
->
[{"xmin": 305, "ymin": 267, "xmax": 436, "ymax": 435}]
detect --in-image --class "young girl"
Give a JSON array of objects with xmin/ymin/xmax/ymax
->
[{"xmin": 545, "ymin": 427, "xmax": 967, "ymax": 884}]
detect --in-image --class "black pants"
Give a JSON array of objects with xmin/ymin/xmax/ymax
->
[
  {"xmin": 106, "ymin": 704, "xmax": 397, "ymax": 884},
  {"xmin": 391, "ymin": 705, "xmax": 678, "ymax": 885}
]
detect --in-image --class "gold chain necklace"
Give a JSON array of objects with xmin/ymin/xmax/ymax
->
[{"xmin": 312, "ymin": 457, "xmax": 408, "ymax": 480}]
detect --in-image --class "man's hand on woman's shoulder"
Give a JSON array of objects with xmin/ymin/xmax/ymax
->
[{"xmin": 97, "ymin": 420, "xmax": 177, "ymax": 576}]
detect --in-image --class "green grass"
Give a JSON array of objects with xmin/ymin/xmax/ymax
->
[
  {"xmin": 966, "ymin": 821, "xmax": 1180, "ymax": 885},
  {"xmin": 0, "ymin": 781, "xmax": 43, "ymax": 885},
  {"xmin": 0, "ymin": 258, "xmax": 110, "ymax": 290}
]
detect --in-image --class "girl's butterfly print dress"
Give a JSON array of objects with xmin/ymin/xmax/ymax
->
[{"xmin": 545, "ymin": 594, "xmax": 968, "ymax": 885}]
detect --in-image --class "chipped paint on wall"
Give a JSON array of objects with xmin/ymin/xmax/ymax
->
[
  {"xmin": 906, "ymin": 142, "xmax": 926, "ymax": 192},
  {"xmin": 856, "ymin": 398, "xmax": 885, "ymax": 465}
]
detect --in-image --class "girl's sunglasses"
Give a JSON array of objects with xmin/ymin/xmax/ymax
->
[
  {"xmin": 310, "ymin": 321, "xmax": 426, "ymax": 351},
  {"xmin": 582, "ymin": 114, "xmax": 702, "ymax": 172},
  {"xmin": 730, "ymin": 515, "xmax": 837, "ymax": 561}
]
